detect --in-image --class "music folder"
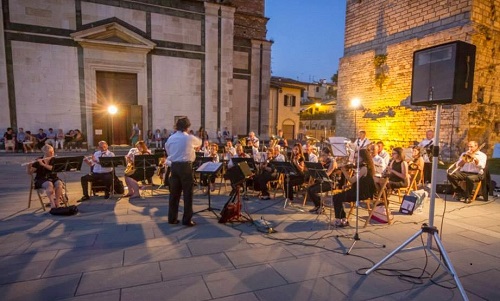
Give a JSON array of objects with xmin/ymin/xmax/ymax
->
[
  {"xmin": 52, "ymin": 156, "xmax": 85, "ymax": 172},
  {"xmin": 272, "ymin": 161, "xmax": 298, "ymax": 176},
  {"xmin": 99, "ymin": 156, "xmax": 126, "ymax": 168}
]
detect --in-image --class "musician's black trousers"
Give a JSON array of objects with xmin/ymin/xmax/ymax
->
[
  {"xmin": 332, "ymin": 188, "xmax": 357, "ymax": 219},
  {"xmin": 447, "ymin": 171, "xmax": 482, "ymax": 198},
  {"xmin": 307, "ymin": 182, "xmax": 333, "ymax": 207},
  {"xmin": 169, "ymin": 162, "xmax": 194, "ymax": 224},
  {"xmin": 284, "ymin": 175, "xmax": 304, "ymax": 201},
  {"xmin": 80, "ymin": 172, "xmax": 113, "ymax": 197}
]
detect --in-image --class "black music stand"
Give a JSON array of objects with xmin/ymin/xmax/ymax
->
[
  {"xmin": 231, "ymin": 157, "xmax": 256, "ymax": 171},
  {"xmin": 305, "ymin": 162, "xmax": 333, "ymax": 225},
  {"xmin": 273, "ymin": 161, "xmax": 303, "ymax": 211},
  {"xmin": 195, "ymin": 161, "xmax": 223, "ymax": 217},
  {"xmin": 229, "ymin": 157, "xmax": 255, "ymax": 199},
  {"xmin": 51, "ymin": 156, "xmax": 85, "ymax": 203},
  {"xmin": 134, "ymin": 155, "xmax": 158, "ymax": 197},
  {"xmin": 99, "ymin": 156, "xmax": 126, "ymax": 198},
  {"xmin": 219, "ymin": 162, "xmax": 253, "ymax": 223}
]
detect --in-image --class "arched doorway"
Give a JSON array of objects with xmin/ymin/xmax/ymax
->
[{"xmin": 282, "ymin": 119, "xmax": 296, "ymax": 140}]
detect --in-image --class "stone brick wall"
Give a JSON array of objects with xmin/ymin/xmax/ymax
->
[{"xmin": 338, "ymin": 0, "xmax": 499, "ymax": 160}]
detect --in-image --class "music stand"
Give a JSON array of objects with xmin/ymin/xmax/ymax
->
[
  {"xmin": 134, "ymin": 155, "xmax": 158, "ymax": 197},
  {"xmin": 195, "ymin": 161, "xmax": 223, "ymax": 217},
  {"xmin": 219, "ymin": 162, "xmax": 253, "ymax": 223},
  {"xmin": 272, "ymin": 161, "xmax": 303, "ymax": 211},
  {"xmin": 231, "ymin": 157, "xmax": 256, "ymax": 171},
  {"xmin": 51, "ymin": 156, "xmax": 85, "ymax": 203},
  {"xmin": 305, "ymin": 162, "xmax": 333, "ymax": 225},
  {"xmin": 99, "ymin": 156, "xmax": 126, "ymax": 198},
  {"xmin": 230, "ymin": 158, "xmax": 255, "ymax": 199}
]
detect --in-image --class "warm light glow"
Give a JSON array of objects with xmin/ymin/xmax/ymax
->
[
  {"xmin": 107, "ymin": 105, "xmax": 118, "ymax": 115},
  {"xmin": 351, "ymin": 98, "xmax": 361, "ymax": 109},
  {"xmin": 315, "ymin": 103, "xmax": 321, "ymax": 107}
]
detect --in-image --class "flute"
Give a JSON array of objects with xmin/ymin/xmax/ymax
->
[{"xmin": 21, "ymin": 155, "xmax": 57, "ymax": 166}]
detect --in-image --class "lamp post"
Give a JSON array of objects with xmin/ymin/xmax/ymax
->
[
  {"xmin": 350, "ymin": 98, "xmax": 361, "ymax": 139},
  {"xmin": 107, "ymin": 105, "xmax": 117, "ymax": 150}
]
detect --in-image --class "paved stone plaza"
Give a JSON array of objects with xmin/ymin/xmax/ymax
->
[{"xmin": 0, "ymin": 153, "xmax": 499, "ymax": 301}]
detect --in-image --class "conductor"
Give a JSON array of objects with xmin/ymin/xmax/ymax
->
[{"xmin": 165, "ymin": 117, "xmax": 202, "ymax": 226}]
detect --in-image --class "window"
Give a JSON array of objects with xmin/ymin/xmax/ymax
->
[{"xmin": 284, "ymin": 94, "xmax": 296, "ymax": 107}]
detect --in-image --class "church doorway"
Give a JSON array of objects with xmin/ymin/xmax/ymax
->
[{"xmin": 92, "ymin": 71, "xmax": 142, "ymax": 146}]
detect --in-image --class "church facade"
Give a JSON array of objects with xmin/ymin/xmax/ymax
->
[{"xmin": 0, "ymin": 0, "xmax": 271, "ymax": 146}]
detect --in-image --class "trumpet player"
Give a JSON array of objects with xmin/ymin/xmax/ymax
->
[
  {"xmin": 447, "ymin": 141, "xmax": 486, "ymax": 203},
  {"xmin": 79, "ymin": 140, "xmax": 115, "ymax": 201}
]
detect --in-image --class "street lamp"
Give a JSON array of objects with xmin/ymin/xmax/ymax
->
[
  {"xmin": 107, "ymin": 105, "xmax": 117, "ymax": 149},
  {"xmin": 350, "ymin": 98, "xmax": 361, "ymax": 139}
]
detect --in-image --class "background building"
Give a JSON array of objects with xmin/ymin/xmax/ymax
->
[
  {"xmin": 0, "ymin": 0, "xmax": 272, "ymax": 147},
  {"xmin": 337, "ymin": 0, "xmax": 499, "ymax": 160}
]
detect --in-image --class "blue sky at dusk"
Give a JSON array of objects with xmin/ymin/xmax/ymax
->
[{"xmin": 265, "ymin": 0, "xmax": 347, "ymax": 83}]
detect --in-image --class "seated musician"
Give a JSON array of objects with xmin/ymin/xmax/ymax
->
[
  {"xmin": 307, "ymin": 147, "xmax": 337, "ymax": 213},
  {"xmin": 228, "ymin": 144, "xmax": 250, "ymax": 168},
  {"xmin": 273, "ymin": 145, "xmax": 286, "ymax": 162},
  {"xmin": 408, "ymin": 146, "xmax": 425, "ymax": 185},
  {"xmin": 304, "ymin": 144, "xmax": 319, "ymax": 163},
  {"xmin": 124, "ymin": 140, "xmax": 155, "ymax": 198},
  {"xmin": 200, "ymin": 140, "xmax": 211, "ymax": 156},
  {"xmin": 201, "ymin": 143, "xmax": 220, "ymax": 192},
  {"xmin": 246, "ymin": 138, "xmax": 259, "ymax": 160},
  {"xmin": 80, "ymin": 140, "xmax": 115, "ymax": 201},
  {"xmin": 447, "ymin": 141, "xmax": 486, "ymax": 204},
  {"xmin": 332, "ymin": 149, "xmax": 376, "ymax": 227},
  {"xmin": 224, "ymin": 140, "xmax": 236, "ymax": 160},
  {"xmin": 27, "ymin": 144, "xmax": 63, "ymax": 208},
  {"xmin": 385, "ymin": 147, "xmax": 409, "ymax": 190},
  {"xmin": 285, "ymin": 143, "xmax": 306, "ymax": 204},
  {"xmin": 246, "ymin": 131, "xmax": 260, "ymax": 149},
  {"xmin": 369, "ymin": 144, "xmax": 387, "ymax": 191},
  {"xmin": 254, "ymin": 148, "xmax": 285, "ymax": 200}
]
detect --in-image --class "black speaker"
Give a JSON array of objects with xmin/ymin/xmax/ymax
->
[
  {"xmin": 411, "ymin": 41, "xmax": 476, "ymax": 106},
  {"xmin": 436, "ymin": 183, "xmax": 453, "ymax": 195}
]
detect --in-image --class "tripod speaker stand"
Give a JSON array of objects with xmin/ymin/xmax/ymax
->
[{"xmin": 365, "ymin": 105, "xmax": 469, "ymax": 300}]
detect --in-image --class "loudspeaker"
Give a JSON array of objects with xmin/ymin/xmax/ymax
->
[
  {"xmin": 436, "ymin": 183, "xmax": 453, "ymax": 194},
  {"xmin": 224, "ymin": 162, "xmax": 252, "ymax": 185},
  {"xmin": 411, "ymin": 41, "xmax": 476, "ymax": 106}
]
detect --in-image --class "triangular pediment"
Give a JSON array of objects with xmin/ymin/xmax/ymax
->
[{"xmin": 71, "ymin": 22, "xmax": 156, "ymax": 52}]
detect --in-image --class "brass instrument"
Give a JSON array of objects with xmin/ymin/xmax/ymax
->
[
  {"xmin": 408, "ymin": 162, "xmax": 419, "ymax": 170},
  {"xmin": 448, "ymin": 142, "xmax": 485, "ymax": 175},
  {"xmin": 239, "ymin": 137, "xmax": 247, "ymax": 147}
]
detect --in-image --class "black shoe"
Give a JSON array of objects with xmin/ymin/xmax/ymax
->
[
  {"xmin": 78, "ymin": 195, "xmax": 90, "ymax": 202},
  {"xmin": 182, "ymin": 221, "xmax": 196, "ymax": 227},
  {"xmin": 168, "ymin": 220, "xmax": 179, "ymax": 225},
  {"xmin": 104, "ymin": 194, "xmax": 110, "ymax": 199},
  {"xmin": 464, "ymin": 198, "xmax": 471, "ymax": 204}
]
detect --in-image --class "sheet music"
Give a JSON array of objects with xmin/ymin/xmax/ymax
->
[{"xmin": 196, "ymin": 162, "xmax": 222, "ymax": 173}]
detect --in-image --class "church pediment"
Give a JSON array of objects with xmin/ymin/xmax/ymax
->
[{"xmin": 71, "ymin": 22, "xmax": 155, "ymax": 52}]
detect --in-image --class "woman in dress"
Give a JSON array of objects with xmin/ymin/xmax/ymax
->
[
  {"xmin": 124, "ymin": 140, "xmax": 154, "ymax": 198},
  {"xmin": 332, "ymin": 149, "xmax": 376, "ymax": 227}
]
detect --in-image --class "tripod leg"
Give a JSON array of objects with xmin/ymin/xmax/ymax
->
[
  {"xmin": 432, "ymin": 232, "xmax": 470, "ymax": 301},
  {"xmin": 365, "ymin": 229, "xmax": 424, "ymax": 274}
]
